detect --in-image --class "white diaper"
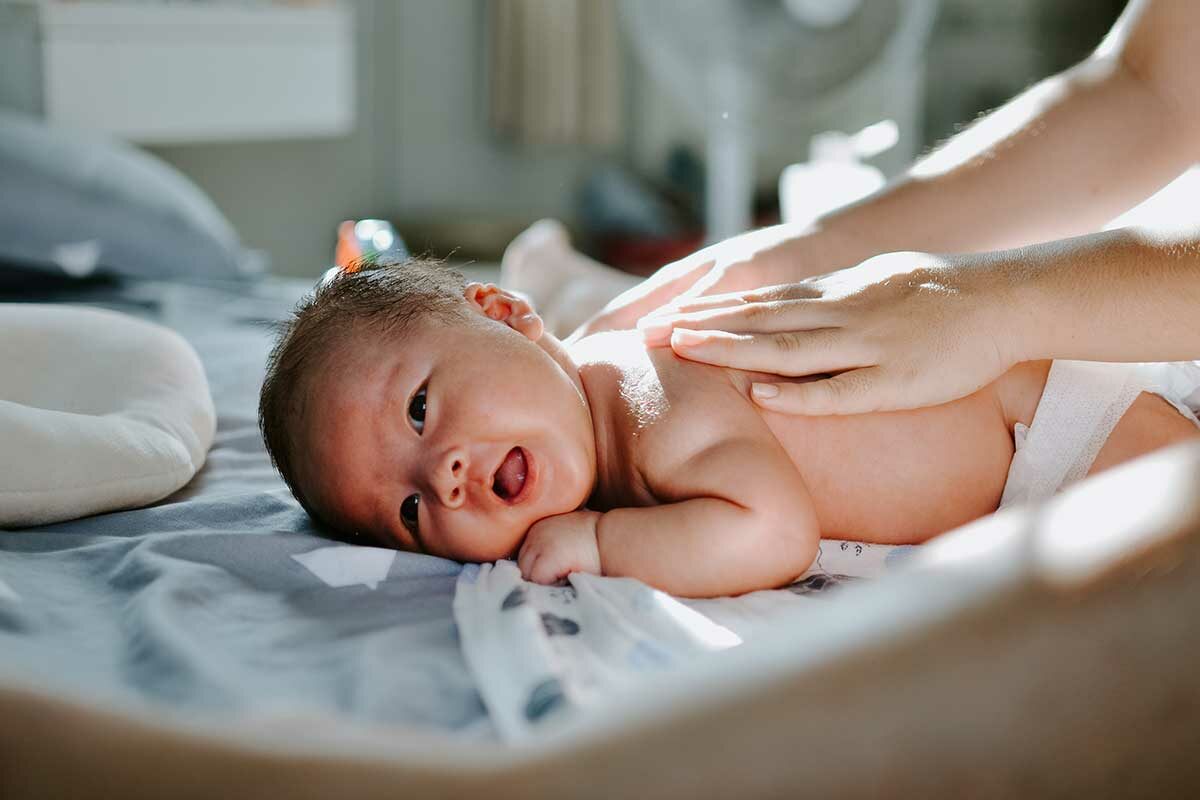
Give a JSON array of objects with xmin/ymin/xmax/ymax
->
[{"xmin": 999, "ymin": 360, "xmax": 1200, "ymax": 508}]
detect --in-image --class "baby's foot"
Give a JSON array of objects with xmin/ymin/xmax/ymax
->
[
  {"xmin": 500, "ymin": 219, "xmax": 576, "ymax": 309},
  {"xmin": 501, "ymin": 219, "xmax": 640, "ymax": 337}
]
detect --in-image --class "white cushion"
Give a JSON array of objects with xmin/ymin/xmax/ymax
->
[{"xmin": 0, "ymin": 303, "xmax": 215, "ymax": 528}]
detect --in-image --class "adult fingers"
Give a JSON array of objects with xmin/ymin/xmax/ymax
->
[
  {"xmin": 609, "ymin": 256, "xmax": 717, "ymax": 318},
  {"xmin": 573, "ymin": 255, "xmax": 719, "ymax": 338},
  {"xmin": 668, "ymin": 328, "xmax": 870, "ymax": 377},
  {"xmin": 649, "ymin": 281, "xmax": 824, "ymax": 318},
  {"xmin": 670, "ymin": 263, "xmax": 731, "ymax": 304},
  {"xmin": 639, "ymin": 299, "xmax": 842, "ymax": 346},
  {"xmin": 750, "ymin": 368, "xmax": 887, "ymax": 416}
]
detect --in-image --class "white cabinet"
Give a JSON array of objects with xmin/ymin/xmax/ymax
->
[{"xmin": 32, "ymin": 1, "xmax": 355, "ymax": 144}]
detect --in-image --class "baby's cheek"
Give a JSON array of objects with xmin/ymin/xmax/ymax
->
[
  {"xmin": 439, "ymin": 515, "xmax": 527, "ymax": 563},
  {"xmin": 496, "ymin": 524, "xmax": 532, "ymax": 562}
]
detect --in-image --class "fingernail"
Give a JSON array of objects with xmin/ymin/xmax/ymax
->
[
  {"xmin": 671, "ymin": 328, "xmax": 705, "ymax": 347},
  {"xmin": 752, "ymin": 382, "xmax": 779, "ymax": 399}
]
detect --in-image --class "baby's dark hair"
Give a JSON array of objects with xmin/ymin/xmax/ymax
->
[{"xmin": 258, "ymin": 257, "xmax": 466, "ymax": 530}]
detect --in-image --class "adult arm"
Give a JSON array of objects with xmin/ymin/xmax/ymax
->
[
  {"xmin": 790, "ymin": 0, "xmax": 1200, "ymax": 258},
  {"xmin": 644, "ymin": 225, "xmax": 1200, "ymax": 415},
  {"xmin": 578, "ymin": 0, "xmax": 1200, "ymax": 336}
]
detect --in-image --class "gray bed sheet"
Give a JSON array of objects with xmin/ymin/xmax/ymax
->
[{"xmin": 0, "ymin": 277, "xmax": 492, "ymax": 739}]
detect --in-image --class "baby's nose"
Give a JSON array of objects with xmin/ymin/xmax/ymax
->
[{"xmin": 430, "ymin": 448, "xmax": 468, "ymax": 509}]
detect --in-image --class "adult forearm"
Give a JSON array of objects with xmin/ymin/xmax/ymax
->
[
  {"xmin": 1002, "ymin": 226, "xmax": 1200, "ymax": 364},
  {"xmin": 604, "ymin": 0, "xmax": 1200, "ymax": 330},
  {"xmin": 748, "ymin": 0, "xmax": 1200, "ymax": 286},
  {"xmin": 834, "ymin": 63, "xmax": 1190, "ymax": 251}
]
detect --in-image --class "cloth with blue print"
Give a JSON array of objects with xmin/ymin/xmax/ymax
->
[{"xmin": 453, "ymin": 539, "xmax": 913, "ymax": 742}]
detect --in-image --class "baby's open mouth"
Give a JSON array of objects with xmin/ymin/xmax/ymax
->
[{"xmin": 492, "ymin": 446, "xmax": 528, "ymax": 502}]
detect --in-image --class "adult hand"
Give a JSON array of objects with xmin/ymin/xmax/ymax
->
[
  {"xmin": 572, "ymin": 224, "xmax": 862, "ymax": 340},
  {"xmin": 638, "ymin": 251, "xmax": 1018, "ymax": 415}
]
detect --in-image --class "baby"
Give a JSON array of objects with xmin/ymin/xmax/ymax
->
[{"xmin": 259, "ymin": 259, "xmax": 1200, "ymax": 598}]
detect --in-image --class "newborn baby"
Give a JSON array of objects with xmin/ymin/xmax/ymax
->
[{"xmin": 259, "ymin": 260, "xmax": 1199, "ymax": 598}]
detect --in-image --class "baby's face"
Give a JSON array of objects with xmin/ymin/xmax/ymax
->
[{"xmin": 303, "ymin": 296, "xmax": 596, "ymax": 562}]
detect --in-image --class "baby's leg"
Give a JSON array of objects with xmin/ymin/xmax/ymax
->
[
  {"xmin": 1089, "ymin": 391, "xmax": 1200, "ymax": 476},
  {"xmin": 501, "ymin": 219, "xmax": 640, "ymax": 337}
]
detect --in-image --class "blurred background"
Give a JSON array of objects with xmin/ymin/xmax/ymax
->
[{"xmin": 0, "ymin": 0, "xmax": 1126, "ymax": 279}]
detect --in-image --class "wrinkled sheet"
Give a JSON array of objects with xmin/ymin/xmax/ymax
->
[{"xmin": 0, "ymin": 278, "xmax": 492, "ymax": 738}]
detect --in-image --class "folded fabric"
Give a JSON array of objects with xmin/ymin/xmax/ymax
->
[
  {"xmin": 0, "ymin": 303, "xmax": 216, "ymax": 528},
  {"xmin": 453, "ymin": 540, "xmax": 913, "ymax": 742}
]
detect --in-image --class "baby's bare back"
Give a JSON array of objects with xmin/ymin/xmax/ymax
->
[
  {"xmin": 581, "ymin": 333, "xmax": 1198, "ymax": 548},
  {"xmin": 630, "ymin": 340, "xmax": 1021, "ymax": 545},
  {"xmin": 724, "ymin": 368, "xmax": 1020, "ymax": 544},
  {"xmin": 715, "ymin": 359, "xmax": 1199, "ymax": 544}
]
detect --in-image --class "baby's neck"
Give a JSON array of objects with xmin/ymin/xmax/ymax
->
[
  {"xmin": 535, "ymin": 329, "xmax": 624, "ymax": 505},
  {"xmin": 535, "ymin": 329, "xmax": 588, "ymax": 403},
  {"xmin": 568, "ymin": 330, "xmax": 656, "ymax": 508}
]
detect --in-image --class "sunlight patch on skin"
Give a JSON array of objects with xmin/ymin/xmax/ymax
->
[
  {"xmin": 909, "ymin": 73, "xmax": 1074, "ymax": 180},
  {"xmin": 619, "ymin": 365, "xmax": 669, "ymax": 432}
]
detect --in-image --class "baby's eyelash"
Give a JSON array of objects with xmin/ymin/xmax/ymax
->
[
  {"xmin": 400, "ymin": 493, "xmax": 420, "ymax": 535},
  {"xmin": 408, "ymin": 385, "xmax": 428, "ymax": 432}
]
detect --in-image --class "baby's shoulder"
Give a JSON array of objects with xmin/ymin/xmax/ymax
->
[
  {"xmin": 637, "ymin": 348, "xmax": 810, "ymax": 507},
  {"xmin": 575, "ymin": 331, "xmax": 769, "ymax": 494}
]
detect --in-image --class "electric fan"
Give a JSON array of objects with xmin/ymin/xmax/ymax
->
[{"xmin": 621, "ymin": 0, "xmax": 937, "ymax": 240}]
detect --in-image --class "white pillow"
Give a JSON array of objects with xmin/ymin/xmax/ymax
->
[{"xmin": 0, "ymin": 304, "xmax": 216, "ymax": 528}]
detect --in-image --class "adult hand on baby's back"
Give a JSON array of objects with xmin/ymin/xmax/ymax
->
[
  {"xmin": 573, "ymin": 224, "xmax": 838, "ymax": 340},
  {"xmin": 639, "ymin": 252, "xmax": 1018, "ymax": 415},
  {"xmin": 518, "ymin": 510, "xmax": 603, "ymax": 585}
]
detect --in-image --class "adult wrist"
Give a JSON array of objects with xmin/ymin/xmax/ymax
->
[
  {"xmin": 755, "ymin": 223, "xmax": 881, "ymax": 284},
  {"xmin": 963, "ymin": 251, "xmax": 1050, "ymax": 366}
]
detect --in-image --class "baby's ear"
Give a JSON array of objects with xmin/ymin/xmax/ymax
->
[{"xmin": 463, "ymin": 282, "xmax": 544, "ymax": 341}]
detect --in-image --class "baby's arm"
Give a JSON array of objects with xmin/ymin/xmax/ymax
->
[{"xmin": 519, "ymin": 436, "xmax": 819, "ymax": 598}]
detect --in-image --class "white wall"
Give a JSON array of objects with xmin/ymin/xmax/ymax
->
[
  {"xmin": 146, "ymin": 0, "xmax": 389, "ymax": 278},
  {"xmin": 5, "ymin": 0, "xmax": 1122, "ymax": 279},
  {"xmin": 151, "ymin": 1, "xmax": 606, "ymax": 278}
]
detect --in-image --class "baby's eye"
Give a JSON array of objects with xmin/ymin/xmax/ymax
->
[
  {"xmin": 408, "ymin": 386, "xmax": 427, "ymax": 433},
  {"xmin": 400, "ymin": 493, "xmax": 420, "ymax": 534}
]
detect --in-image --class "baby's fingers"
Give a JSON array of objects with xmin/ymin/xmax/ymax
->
[
  {"xmin": 528, "ymin": 555, "xmax": 567, "ymax": 586},
  {"xmin": 667, "ymin": 328, "xmax": 868, "ymax": 377},
  {"xmin": 751, "ymin": 368, "xmax": 887, "ymax": 416},
  {"xmin": 517, "ymin": 542, "xmax": 539, "ymax": 580}
]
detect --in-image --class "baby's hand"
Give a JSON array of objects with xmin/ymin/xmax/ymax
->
[{"xmin": 518, "ymin": 510, "xmax": 602, "ymax": 585}]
